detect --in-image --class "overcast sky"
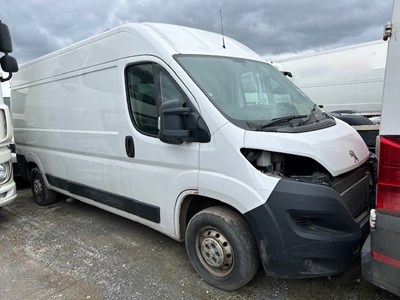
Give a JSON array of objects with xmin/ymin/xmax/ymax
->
[{"xmin": 1, "ymin": 0, "xmax": 393, "ymax": 65}]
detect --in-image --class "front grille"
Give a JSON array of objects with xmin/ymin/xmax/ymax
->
[{"xmin": 331, "ymin": 165, "xmax": 370, "ymax": 218}]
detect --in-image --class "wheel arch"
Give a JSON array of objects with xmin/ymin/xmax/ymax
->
[
  {"xmin": 27, "ymin": 161, "xmax": 39, "ymax": 180},
  {"xmin": 17, "ymin": 152, "xmax": 45, "ymax": 182},
  {"xmin": 176, "ymin": 193, "xmax": 249, "ymax": 242}
]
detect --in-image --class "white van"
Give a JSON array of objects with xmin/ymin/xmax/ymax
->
[
  {"xmin": 361, "ymin": 0, "xmax": 400, "ymax": 296},
  {"xmin": 12, "ymin": 23, "xmax": 373, "ymax": 291},
  {"xmin": 276, "ymin": 40, "xmax": 387, "ymax": 115}
]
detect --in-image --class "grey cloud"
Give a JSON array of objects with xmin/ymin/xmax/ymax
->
[{"xmin": 0, "ymin": 0, "xmax": 393, "ymax": 63}]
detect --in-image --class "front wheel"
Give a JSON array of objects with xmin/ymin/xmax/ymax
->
[
  {"xmin": 185, "ymin": 206, "xmax": 260, "ymax": 291},
  {"xmin": 30, "ymin": 167, "xmax": 57, "ymax": 206}
]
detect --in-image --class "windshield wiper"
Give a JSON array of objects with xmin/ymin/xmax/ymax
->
[
  {"xmin": 300, "ymin": 103, "xmax": 318, "ymax": 125},
  {"xmin": 247, "ymin": 114, "xmax": 307, "ymax": 131}
]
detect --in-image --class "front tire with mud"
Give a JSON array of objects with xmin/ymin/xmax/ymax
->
[
  {"xmin": 30, "ymin": 167, "xmax": 57, "ymax": 206},
  {"xmin": 185, "ymin": 206, "xmax": 259, "ymax": 291}
]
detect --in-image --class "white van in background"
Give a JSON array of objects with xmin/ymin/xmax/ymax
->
[
  {"xmin": 362, "ymin": 0, "xmax": 400, "ymax": 296},
  {"xmin": 0, "ymin": 20, "xmax": 18, "ymax": 208},
  {"xmin": 12, "ymin": 23, "xmax": 373, "ymax": 290},
  {"xmin": 276, "ymin": 40, "xmax": 387, "ymax": 115}
]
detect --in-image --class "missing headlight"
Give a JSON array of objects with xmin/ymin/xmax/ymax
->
[{"xmin": 241, "ymin": 148, "xmax": 332, "ymax": 185}]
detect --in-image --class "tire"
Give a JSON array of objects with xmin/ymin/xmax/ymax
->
[
  {"xmin": 185, "ymin": 206, "xmax": 260, "ymax": 291},
  {"xmin": 30, "ymin": 167, "xmax": 57, "ymax": 206}
]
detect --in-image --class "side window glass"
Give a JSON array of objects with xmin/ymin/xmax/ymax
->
[
  {"xmin": 159, "ymin": 69, "xmax": 184, "ymax": 103},
  {"xmin": 125, "ymin": 63, "xmax": 187, "ymax": 136},
  {"xmin": 126, "ymin": 64, "xmax": 158, "ymax": 135}
]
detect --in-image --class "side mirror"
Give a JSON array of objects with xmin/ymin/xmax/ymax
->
[
  {"xmin": 0, "ymin": 54, "xmax": 18, "ymax": 82},
  {"xmin": 0, "ymin": 21, "xmax": 13, "ymax": 53},
  {"xmin": 159, "ymin": 99, "xmax": 210, "ymax": 144},
  {"xmin": 0, "ymin": 21, "xmax": 18, "ymax": 82},
  {"xmin": 1, "ymin": 54, "xmax": 18, "ymax": 72},
  {"xmin": 159, "ymin": 99, "xmax": 191, "ymax": 144}
]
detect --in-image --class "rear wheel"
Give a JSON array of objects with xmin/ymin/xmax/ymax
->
[
  {"xmin": 30, "ymin": 167, "xmax": 57, "ymax": 206},
  {"xmin": 185, "ymin": 206, "xmax": 259, "ymax": 291}
]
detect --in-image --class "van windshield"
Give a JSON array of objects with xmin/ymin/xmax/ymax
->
[{"xmin": 175, "ymin": 55, "xmax": 327, "ymax": 131}]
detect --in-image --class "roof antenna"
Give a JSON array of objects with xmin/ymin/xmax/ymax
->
[{"xmin": 219, "ymin": 10, "xmax": 226, "ymax": 49}]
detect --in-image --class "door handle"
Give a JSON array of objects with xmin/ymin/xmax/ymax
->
[{"xmin": 125, "ymin": 136, "xmax": 135, "ymax": 158}]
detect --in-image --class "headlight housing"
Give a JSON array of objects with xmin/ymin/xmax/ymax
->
[{"xmin": 0, "ymin": 161, "xmax": 12, "ymax": 184}]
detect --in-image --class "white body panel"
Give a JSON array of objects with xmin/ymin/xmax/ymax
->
[
  {"xmin": 245, "ymin": 118, "xmax": 369, "ymax": 177},
  {"xmin": 12, "ymin": 23, "xmax": 368, "ymax": 239},
  {"xmin": 0, "ymin": 87, "xmax": 16, "ymax": 207},
  {"xmin": 381, "ymin": 11, "xmax": 400, "ymax": 135},
  {"xmin": 198, "ymin": 123, "xmax": 281, "ymax": 213},
  {"xmin": 277, "ymin": 41, "xmax": 387, "ymax": 114}
]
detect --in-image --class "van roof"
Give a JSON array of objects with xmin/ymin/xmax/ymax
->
[
  {"xmin": 12, "ymin": 23, "xmax": 261, "ymax": 88},
  {"xmin": 140, "ymin": 23, "xmax": 259, "ymax": 58},
  {"xmin": 19, "ymin": 22, "xmax": 261, "ymax": 68}
]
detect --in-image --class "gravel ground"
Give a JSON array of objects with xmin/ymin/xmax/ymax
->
[{"xmin": 0, "ymin": 178, "xmax": 397, "ymax": 300}]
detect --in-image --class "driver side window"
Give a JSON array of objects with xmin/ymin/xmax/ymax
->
[{"xmin": 125, "ymin": 63, "xmax": 185, "ymax": 136}]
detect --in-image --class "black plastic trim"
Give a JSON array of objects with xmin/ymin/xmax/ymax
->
[
  {"xmin": 361, "ymin": 212, "xmax": 400, "ymax": 296},
  {"xmin": 46, "ymin": 174, "xmax": 160, "ymax": 223},
  {"xmin": 16, "ymin": 154, "xmax": 29, "ymax": 180},
  {"xmin": 370, "ymin": 211, "xmax": 400, "ymax": 261},
  {"xmin": 244, "ymin": 178, "xmax": 369, "ymax": 279},
  {"xmin": 275, "ymin": 117, "xmax": 336, "ymax": 133}
]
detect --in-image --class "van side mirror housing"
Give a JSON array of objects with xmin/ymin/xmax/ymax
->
[
  {"xmin": 1, "ymin": 54, "xmax": 18, "ymax": 72},
  {"xmin": 0, "ymin": 21, "xmax": 18, "ymax": 82},
  {"xmin": 0, "ymin": 21, "xmax": 13, "ymax": 53},
  {"xmin": 0, "ymin": 54, "xmax": 18, "ymax": 82},
  {"xmin": 159, "ymin": 99, "xmax": 210, "ymax": 144}
]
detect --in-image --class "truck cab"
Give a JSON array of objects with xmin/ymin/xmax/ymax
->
[{"xmin": 0, "ymin": 20, "xmax": 18, "ymax": 207}]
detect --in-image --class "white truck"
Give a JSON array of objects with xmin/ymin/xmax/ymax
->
[
  {"xmin": 12, "ymin": 23, "xmax": 373, "ymax": 290},
  {"xmin": 276, "ymin": 40, "xmax": 387, "ymax": 115},
  {"xmin": 361, "ymin": 0, "xmax": 400, "ymax": 296},
  {"xmin": 0, "ymin": 20, "xmax": 18, "ymax": 208}
]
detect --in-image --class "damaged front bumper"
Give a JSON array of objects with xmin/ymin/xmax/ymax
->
[{"xmin": 244, "ymin": 176, "xmax": 370, "ymax": 278}]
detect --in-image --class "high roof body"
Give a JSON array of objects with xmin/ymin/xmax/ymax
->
[{"xmin": 13, "ymin": 23, "xmax": 261, "ymax": 88}]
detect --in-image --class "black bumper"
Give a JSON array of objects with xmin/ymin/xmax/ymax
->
[
  {"xmin": 244, "ymin": 178, "xmax": 370, "ymax": 279},
  {"xmin": 361, "ymin": 212, "xmax": 400, "ymax": 297}
]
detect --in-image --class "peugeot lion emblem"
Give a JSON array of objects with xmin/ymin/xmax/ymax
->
[{"xmin": 349, "ymin": 150, "xmax": 359, "ymax": 163}]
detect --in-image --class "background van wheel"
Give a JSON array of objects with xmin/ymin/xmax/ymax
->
[
  {"xmin": 185, "ymin": 206, "xmax": 260, "ymax": 291},
  {"xmin": 30, "ymin": 168, "xmax": 57, "ymax": 206}
]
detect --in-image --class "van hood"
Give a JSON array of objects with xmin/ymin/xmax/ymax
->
[{"xmin": 244, "ymin": 118, "xmax": 369, "ymax": 177}]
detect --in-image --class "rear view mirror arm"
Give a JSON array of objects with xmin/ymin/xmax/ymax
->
[{"xmin": 0, "ymin": 72, "xmax": 11, "ymax": 82}]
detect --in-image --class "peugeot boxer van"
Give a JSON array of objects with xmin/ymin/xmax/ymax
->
[{"xmin": 12, "ymin": 23, "xmax": 373, "ymax": 291}]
